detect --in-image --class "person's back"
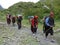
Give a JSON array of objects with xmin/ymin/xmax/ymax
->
[
  {"xmin": 31, "ymin": 18, "xmax": 34, "ymax": 27},
  {"xmin": 12, "ymin": 16, "xmax": 16, "ymax": 26},
  {"xmin": 6, "ymin": 14, "xmax": 11, "ymax": 25},
  {"xmin": 17, "ymin": 15, "xmax": 23, "ymax": 29},
  {"xmin": 31, "ymin": 16, "xmax": 38, "ymax": 27},
  {"xmin": 12, "ymin": 16, "xmax": 15, "ymax": 21},
  {"xmin": 17, "ymin": 16, "xmax": 22, "ymax": 23}
]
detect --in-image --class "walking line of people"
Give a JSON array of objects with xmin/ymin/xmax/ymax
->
[{"xmin": 6, "ymin": 11, "xmax": 55, "ymax": 42}]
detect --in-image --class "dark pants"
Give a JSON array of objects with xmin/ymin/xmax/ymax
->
[
  {"xmin": 12, "ymin": 19, "xmax": 15, "ymax": 23},
  {"xmin": 31, "ymin": 25, "xmax": 37, "ymax": 34},
  {"xmin": 18, "ymin": 22, "xmax": 21, "ymax": 29},
  {"xmin": 43, "ymin": 23, "xmax": 46, "ymax": 33},
  {"xmin": 45, "ymin": 26, "xmax": 54, "ymax": 38}
]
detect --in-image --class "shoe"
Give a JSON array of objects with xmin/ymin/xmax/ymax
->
[
  {"xmin": 44, "ymin": 38, "xmax": 49, "ymax": 41},
  {"xmin": 33, "ymin": 34, "xmax": 35, "ymax": 36},
  {"xmin": 50, "ymin": 39, "xmax": 55, "ymax": 43}
]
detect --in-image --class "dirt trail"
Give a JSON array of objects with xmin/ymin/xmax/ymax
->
[{"xmin": 0, "ymin": 22, "xmax": 59, "ymax": 45}]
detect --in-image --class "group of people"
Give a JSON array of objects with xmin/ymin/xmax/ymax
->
[
  {"xmin": 29, "ymin": 11, "xmax": 55, "ymax": 42},
  {"xmin": 6, "ymin": 11, "xmax": 55, "ymax": 42},
  {"xmin": 6, "ymin": 13, "xmax": 23, "ymax": 29}
]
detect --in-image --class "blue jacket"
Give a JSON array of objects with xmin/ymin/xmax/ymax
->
[{"xmin": 45, "ymin": 17, "xmax": 54, "ymax": 27}]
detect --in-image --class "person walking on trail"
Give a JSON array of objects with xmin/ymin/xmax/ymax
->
[
  {"xmin": 31, "ymin": 15, "xmax": 38, "ymax": 35},
  {"xmin": 44, "ymin": 11, "xmax": 55, "ymax": 42},
  {"xmin": 6, "ymin": 13, "xmax": 11, "ymax": 25},
  {"xmin": 11, "ymin": 15, "xmax": 16, "ymax": 26},
  {"xmin": 17, "ymin": 15, "xmax": 23, "ymax": 29}
]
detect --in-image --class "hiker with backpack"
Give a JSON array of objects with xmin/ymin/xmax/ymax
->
[
  {"xmin": 11, "ymin": 15, "xmax": 16, "ymax": 26},
  {"xmin": 44, "ymin": 11, "xmax": 55, "ymax": 42},
  {"xmin": 6, "ymin": 13, "xmax": 11, "ymax": 25},
  {"xmin": 17, "ymin": 15, "xmax": 23, "ymax": 29},
  {"xmin": 31, "ymin": 15, "xmax": 38, "ymax": 35}
]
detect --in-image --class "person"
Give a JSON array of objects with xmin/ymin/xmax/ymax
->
[
  {"xmin": 17, "ymin": 15, "xmax": 23, "ymax": 29},
  {"xmin": 44, "ymin": 11, "xmax": 55, "ymax": 42},
  {"xmin": 31, "ymin": 15, "xmax": 38, "ymax": 35},
  {"xmin": 11, "ymin": 15, "xmax": 16, "ymax": 26},
  {"xmin": 6, "ymin": 13, "xmax": 11, "ymax": 25}
]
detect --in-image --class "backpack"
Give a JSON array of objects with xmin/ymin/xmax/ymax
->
[
  {"xmin": 43, "ymin": 16, "xmax": 48, "ymax": 33},
  {"xmin": 43, "ymin": 16, "xmax": 48, "ymax": 24},
  {"xmin": 18, "ymin": 16, "xmax": 22, "ymax": 22}
]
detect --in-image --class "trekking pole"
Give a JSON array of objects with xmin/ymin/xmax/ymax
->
[
  {"xmin": 41, "ymin": 27, "xmax": 52, "ymax": 35},
  {"xmin": 46, "ymin": 27, "xmax": 52, "ymax": 33}
]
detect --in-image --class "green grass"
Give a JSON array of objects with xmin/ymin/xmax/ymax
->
[
  {"xmin": 0, "ymin": 16, "xmax": 6, "ymax": 22},
  {"xmin": 54, "ymin": 20, "xmax": 60, "ymax": 30},
  {"xmin": 22, "ymin": 19, "xmax": 30, "ymax": 26}
]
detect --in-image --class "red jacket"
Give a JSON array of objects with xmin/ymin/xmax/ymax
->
[{"xmin": 31, "ymin": 18, "xmax": 38, "ymax": 27}]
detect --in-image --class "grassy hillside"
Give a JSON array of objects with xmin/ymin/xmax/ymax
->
[{"xmin": 0, "ymin": 0, "xmax": 60, "ymax": 21}]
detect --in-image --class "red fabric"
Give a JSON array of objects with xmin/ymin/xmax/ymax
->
[
  {"xmin": 36, "ymin": 20, "xmax": 38, "ymax": 25},
  {"xmin": 31, "ymin": 19, "xmax": 34, "ymax": 27},
  {"xmin": 31, "ymin": 18, "xmax": 38, "ymax": 27}
]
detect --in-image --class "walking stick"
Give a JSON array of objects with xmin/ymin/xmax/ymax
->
[{"xmin": 41, "ymin": 27, "xmax": 52, "ymax": 35}]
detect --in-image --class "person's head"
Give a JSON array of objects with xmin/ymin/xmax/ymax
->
[
  {"xmin": 49, "ymin": 11, "xmax": 54, "ymax": 18},
  {"xmin": 34, "ymin": 15, "xmax": 38, "ymax": 19},
  {"xmin": 18, "ymin": 15, "xmax": 22, "ymax": 18}
]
